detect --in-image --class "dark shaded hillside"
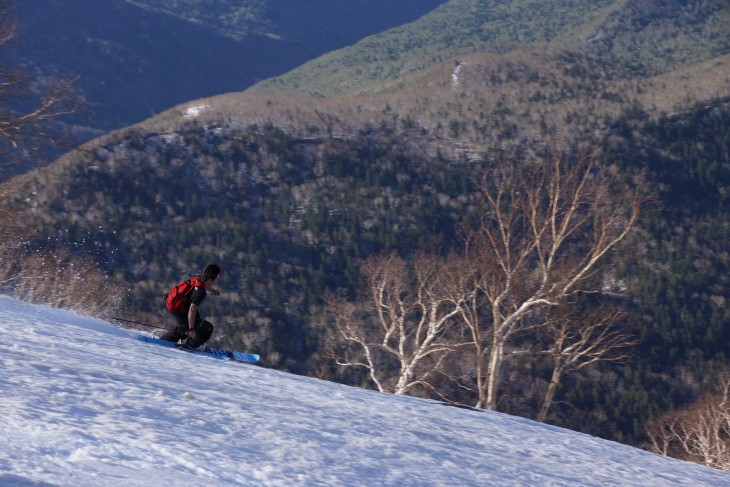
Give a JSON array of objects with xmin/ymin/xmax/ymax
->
[
  {"xmin": 10, "ymin": 0, "xmax": 446, "ymax": 132},
  {"xmin": 13, "ymin": 122, "xmax": 474, "ymax": 371},
  {"xmin": 553, "ymin": 98, "xmax": 730, "ymax": 444},
  {"xmin": 5, "ymin": 98, "xmax": 730, "ymax": 449},
  {"xmin": 13, "ymin": 0, "xmax": 295, "ymax": 131},
  {"xmin": 609, "ymin": 101, "xmax": 730, "ymax": 368},
  {"xmin": 133, "ymin": 0, "xmax": 447, "ymax": 48}
]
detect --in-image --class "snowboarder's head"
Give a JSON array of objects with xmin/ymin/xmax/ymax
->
[{"xmin": 202, "ymin": 263, "xmax": 221, "ymax": 283}]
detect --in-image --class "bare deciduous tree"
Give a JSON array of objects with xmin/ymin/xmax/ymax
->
[
  {"xmin": 537, "ymin": 302, "xmax": 638, "ymax": 422},
  {"xmin": 0, "ymin": 247, "xmax": 126, "ymax": 316},
  {"xmin": 0, "ymin": 1, "xmax": 81, "ymax": 171},
  {"xmin": 0, "ymin": 2, "xmax": 103, "ymax": 313},
  {"xmin": 463, "ymin": 148, "xmax": 648, "ymax": 410},
  {"xmin": 438, "ymin": 253, "xmax": 487, "ymax": 399},
  {"xmin": 646, "ymin": 378, "xmax": 730, "ymax": 471},
  {"xmin": 327, "ymin": 252, "xmax": 466, "ymax": 396}
]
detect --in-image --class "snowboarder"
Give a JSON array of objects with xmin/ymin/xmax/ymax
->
[{"xmin": 161, "ymin": 263, "xmax": 221, "ymax": 349}]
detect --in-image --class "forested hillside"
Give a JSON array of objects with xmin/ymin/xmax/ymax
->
[
  {"xmin": 10, "ymin": 122, "xmax": 474, "ymax": 370},
  {"xmin": 252, "ymin": 0, "xmax": 730, "ymax": 97},
  {"xmin": 9, "ymin": 0, "xmax": 445, "ymax": 132},
  {"xmin": 5, "ymin": 98, "xmax": 729, "ymax": 448},
  {"xmin": 567, "ymin": 99, "xmax": 730, "ymax": 443}
]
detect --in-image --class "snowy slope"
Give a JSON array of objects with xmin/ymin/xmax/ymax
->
[{"xmin": 1, "ymin": 295, "xmax": 729, "ymax": 487}]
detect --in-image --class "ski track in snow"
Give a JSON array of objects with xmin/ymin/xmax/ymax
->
[{"xmin": 1, "ymin": 295, "xmax": 729, "ymax": 486}]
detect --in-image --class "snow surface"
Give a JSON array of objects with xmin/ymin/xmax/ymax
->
[
  {"xmin": 182, "ymin": 105, "xmax": 208, "ymax": 118},
  {"xmin": 452, "ymin": 62, "xmax": 463, "ymax": 88},
  {"xmin": 2, "ymin": 295, "xmax": 729, "ymax": 486}
]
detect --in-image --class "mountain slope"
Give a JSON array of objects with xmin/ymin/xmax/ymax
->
[
  {"xmin": 139, "ymin": 0, "xmax": 729, "ymax": 159},
  {"xmin": 10, "ymin": 0, "xmax": 446, "ymax": 132},
  {"xmin": 5, "ymin": 98, "xmax": 730, "ymax": 448},
  {"xmin": 2, "ymin": 294, "xmax": 728, "ymax": 486},
  {"xmin": 125, "ymin": 0, "xmax": 447, "ymax": 47},
  {"xmin": 252, "ymin": 0, "xmax": 730, "ymax": 97},
  {"xmin": 3, "ymin": 0, "xmax": 730, "ymax": 454}
]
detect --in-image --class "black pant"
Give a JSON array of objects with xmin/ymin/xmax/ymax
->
[{"xmin": 164, "ymin": 311, "xmax": 214, "ymax": 348}]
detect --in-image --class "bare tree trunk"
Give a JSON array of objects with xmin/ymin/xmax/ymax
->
[
  {"xmin": 464, "ymin": 300, "xmax": 488, "ymax": 409},
  {"xmin": 484, "ymin": 333, "xmax": 504, "ymax": 410},
  {"xmin": 538, "ymin": 365, "xmax": 564, "ymax": 423}
]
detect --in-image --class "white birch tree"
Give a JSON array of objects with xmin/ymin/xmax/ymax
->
[
  {"xmin": 462, "ymin": 149, "xmax": 647, "ymax": 410},
  {"xmin": 537, "ymin": 302, "xmax": 638, "ymax": 422},
  {"xmin": 327, "ymin": 252, "xmax": 465, "ymax": 396},
  {"xmin": 647, "ymin": 378, "xmax": 730, "ymax": 471}
]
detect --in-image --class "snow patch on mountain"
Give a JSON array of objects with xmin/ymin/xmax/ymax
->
[
  {"xmin": 182, "ymin": 104, "xmax": 208, "ymax": 118},
  {"xmin": 452, "ymin": 62, "xmax": 464, "ymax": 88}
]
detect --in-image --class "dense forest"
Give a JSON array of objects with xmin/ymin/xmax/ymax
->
[
  {"xmin": 5, "ymin": 97, "xmax": 729, "ymax": 450},
  {"xmin": 555, "ymin": 100, "xmax": 730, "ymax": 443},
  {"xmin": 254, "ymin": 0, "xmax": 730, "ymax": 97},
  {"xmin": 14, "ymin": 121, "xmax": 475, "ymax": 366}
]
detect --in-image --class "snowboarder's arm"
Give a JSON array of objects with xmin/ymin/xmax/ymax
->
[{"xmin": 187, "ymin": 303, "xmax": 198, "ymax": 338}]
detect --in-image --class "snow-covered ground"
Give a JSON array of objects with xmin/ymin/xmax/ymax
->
[{"xmin": 2, "ymin": 295, "xmax": 729, "ymax": 487}]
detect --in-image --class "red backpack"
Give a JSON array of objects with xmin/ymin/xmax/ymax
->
[{"xmin": 165, "ymin": 276, "xmax": 205, "ymax": 314}]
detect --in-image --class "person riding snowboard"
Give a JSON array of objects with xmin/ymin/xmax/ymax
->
[{"xmin": 162, "ymin": 263, "xmax": 221, "ymax": 349}]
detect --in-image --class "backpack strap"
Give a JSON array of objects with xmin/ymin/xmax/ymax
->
[{"xmin": 190, "ymin": 275, "xmax": 206, "ymax": 289}]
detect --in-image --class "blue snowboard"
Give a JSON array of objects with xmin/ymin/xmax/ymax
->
[{"xmin": 138, "ymin": 335, "xmax": 260, "ymax": 363}]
